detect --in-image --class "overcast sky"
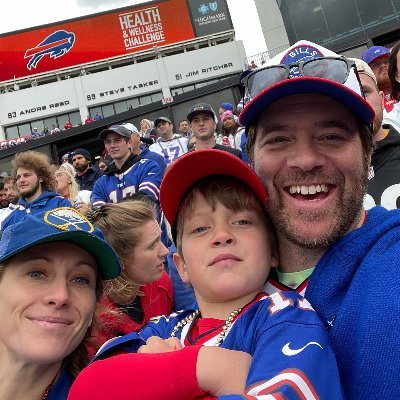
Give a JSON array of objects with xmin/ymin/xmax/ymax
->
[{"xmin": 0, "ymin": 0, "xmax": 266, "ymax": 57}]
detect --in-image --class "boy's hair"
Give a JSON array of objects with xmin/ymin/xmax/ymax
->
[
  {"xmin": 175, "ymin": 175, "xmax": 276, "ymax": 256},
  {"xmin": 11, "ymin": 151, "xmax": 56, "ymax": 192}
]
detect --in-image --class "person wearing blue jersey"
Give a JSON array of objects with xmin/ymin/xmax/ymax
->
[
  {"xmin": 69, "ymin": 150, "xmax": 343, "ymax": 400},
  {"xmin": 0, "ymin": 207, "xmax": 120, "ymax": 400},
  {"xmin": 241, "ymin": 40, "xmax": 400, "ymax": 398},
  {"xmin": 1, "ymin": 151, "xmax": 70, "ymax": 231},
  {"xmin": 121, "ymin": 123, "xmax": 167, "ymax": 176},
  {"xmin": 91, "ymin": 125, "xmax": 163, "ymax": 208}
]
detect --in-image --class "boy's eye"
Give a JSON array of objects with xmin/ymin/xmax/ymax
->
[
  {"xmin": 192, "ymin": 226, "xmax": 209, "ymax": 234},
  {"xmin": 235, "ymin": 219, "xmax": 251, "ymax": 226}
]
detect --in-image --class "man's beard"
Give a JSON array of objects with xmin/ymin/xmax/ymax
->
[
  {"xmin": 265, "ymin": 157, "xmax": 369, "ymax": 249},
  {"xmin": 75, "ymin": 162, "xmax": 89, "ymax": 173},
  {"xmin": 20, "ymin": 181, "xmax": 41, "ymax": 201}
]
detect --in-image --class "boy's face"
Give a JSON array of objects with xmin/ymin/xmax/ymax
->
[{"xmin": 173, "ymin": 193, "xmax": 276, "ymax": 305}]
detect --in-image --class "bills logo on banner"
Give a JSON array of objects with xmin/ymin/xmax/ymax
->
[
  {"xmin": 280, "ymin": 45, "xmax": 324, "ymax": 78},
  {"xmin": 24, "ymin": 30, "xmax": 75, "ymax": 70}
]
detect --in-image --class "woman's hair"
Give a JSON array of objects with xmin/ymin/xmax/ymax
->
[
  {"xmin": 57, "ymin": 163, "xmax": 79, "ymax": 200},
  {"xmin": 175, "ymin": 175, "xmax": 277, "ymax": 257},
  {"xmin": 90, "ymin": 200, "xmax": 157, "ymax": 300},
  {"xmin": 11, "ymin": 150, "xmax": 56, "ymax": 192},
  {"xmin": 389, "ymin": 41, "xmax": 400, "ymax": 101},
  {"xmin": 0, "ymin": 260, "xmax": 104, "ymax": 379}
]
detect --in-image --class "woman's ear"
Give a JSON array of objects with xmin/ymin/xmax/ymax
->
[{"xmin": 173, "ymin": 252, "xmax": 190, "ymax": 284}]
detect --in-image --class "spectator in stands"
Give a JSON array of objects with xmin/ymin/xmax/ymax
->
[
  {"xmin": 64, "ymin": 120, "xmax": 73, "ymax": 130},
  {"xmin": 178, "ymin": 119, "xmax": 191, "ymax": 137},
  {"xmin": 352, "ymin": 58, "xmax": 400, "ymax": 210},
  {"xmin": 139, "ymin": 118, "xmax": 158, "ymax": 144},
  {"xmin": 187, "ymin": 103, "xmax": 241, "ymax": 158},
  {"xmin": 250, "ymin": 60, "xmax": 258, "ymax": 69},
  {"xmin": 363, "ymin": 46, "xmax": 397, "ymax": 114},
  {"xmin": 0, "ymin": 183, "xmax": 9, "ymax": 209},
  {"xmin": 71, "ymin": 148, "xmax": 103, "ymax": 191},
  {"xmin": 0, "ymin": 177, "xmax": 19, "ymax": 224},
  {"xmin": 98, "ymin": 158, "xmax": 110, "ymax": 171},
  {"xmin": 85, "ymin": 114, "xmax": 93, "ymax": 124},
  {"xmin": 220, "ymin": 110, "xmax": 246, "ymax": 151},
  {"xmin": 50, "ymin": 124, "xmax": 60, "ymax": 134},
  {"xmin": 88, "ymin": 200, "xmax": 172, "ymax": 351},
  {"xmin": 218, "ymin": 101, "xmax": 234, "ymax": 118},
  {"xmin": 55, "ymin": 163, "xmax": 92, "ymax": 205},
  {"xmin": 0, "ymin": 207, "xmax": 120, "ymax": 399},
  {"xmin": 122, "ymin": 123, "xmax": 167, "ymax": 175},
  {"xmin": 93, "ymin": 112, "xmax": 103, "ymax": 121},
  {"xmin": 61, "ymin": 152, "xmax": 71, "ymax": 164},
  {"xmin": 1, "ymin": 151, "xmax": 71, "ymax": 230},
  {"xmin": 91, "ymin": 125, "xmax": 163, "ymax": 207},
  {"xmin": 31, "ymin": 127, "xmax": 39, "ymax": 139},
  {"xmin": 149, "ymin": 117, "xmax": 188, "ymax": 164}
]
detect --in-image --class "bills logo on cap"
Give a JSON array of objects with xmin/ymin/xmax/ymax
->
[
  {"xmin": 24, "ymin": 30, "xmax": 75, "ymax": 70},
  {"xmin": 280, "ymin": 45, "xmax": 324, "ymax": 78},
  {"xmin": 44, "ymin": 208, "xmax": 93, "ymax": 232}
]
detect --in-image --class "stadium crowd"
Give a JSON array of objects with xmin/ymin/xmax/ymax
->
[{"xmin": 1, "ymin": 39, "xmax": 400, "ymax": 399}]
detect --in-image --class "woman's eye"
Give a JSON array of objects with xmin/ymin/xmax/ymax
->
[
  {"xmin": 72, "ymin": 276, "xmax": 90, "ymax": 286},
  {"xmin": 236, "ymin": 219, "xmax": 251, "ymax": 225},
  {"xmin": 27, "ymin": 270, "xmax": 46, "ymax": 279}
]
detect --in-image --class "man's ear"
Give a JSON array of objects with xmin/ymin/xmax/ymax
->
[{"xmin": 173, "ymin": 252, "xmax": 190, "ymax": 284}]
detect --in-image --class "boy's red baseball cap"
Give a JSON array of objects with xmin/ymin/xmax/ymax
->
[{"xmin": 160, "ymin": 149, "xmax": 268, "ymax": 226}]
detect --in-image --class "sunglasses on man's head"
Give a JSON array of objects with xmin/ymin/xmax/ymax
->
[{"xmin": 241, "ymin": 57, "xmax": 357, "ymax": 102}]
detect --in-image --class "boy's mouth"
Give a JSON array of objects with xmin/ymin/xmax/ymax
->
[{"xmin": 209, "ymin": 254, "xmax": 241, "ymax": 266}]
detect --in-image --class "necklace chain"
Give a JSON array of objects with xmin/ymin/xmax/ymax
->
[{"xmin": 170, "ymin": 308, "xmax": 242, "ymax": 347}]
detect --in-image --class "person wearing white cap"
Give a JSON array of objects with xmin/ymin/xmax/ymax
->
[{"xmin": 241, "ymin": 40, "xmax": 400, "ymax": 398}]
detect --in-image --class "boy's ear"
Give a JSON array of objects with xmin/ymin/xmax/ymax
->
[
  {"xmin": 270, "ymin": 253, "xmax": 279, "ymax": 268},
  {"xmin": 173, "ymin": 252, "xmax": 190, "ymax": 284}
]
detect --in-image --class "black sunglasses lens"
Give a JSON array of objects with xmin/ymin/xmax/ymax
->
[
  {"xmin": 303, "ymin": 58, "xmax": 349, "ymax": 83},
  {"xmin": 246, "ymin": 66, "xmax": 288, "ymax": 98}
]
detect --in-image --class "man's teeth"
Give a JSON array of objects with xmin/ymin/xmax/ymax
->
[{"xmin": 289, "ymin": 184, "xmax": 329, "ymax": 195}]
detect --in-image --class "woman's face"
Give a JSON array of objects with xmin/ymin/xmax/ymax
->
[
  {"xmin": 140, "ymin": 120, "xmax": 150, "ymax": 131},
  {"xmin": 54, "ymin": 169, "xmax": 70, "ymax": 195},
  {"xmin": 0, "ymin": 242, "xmax": 97, "ymax": 366},
  {"xmin": 98, "ymin": 162, "xmax": 107, "ymax": 171},
  {"xmin": 125, "ymin": 220, "xmax": 169, "ymax": 284}
]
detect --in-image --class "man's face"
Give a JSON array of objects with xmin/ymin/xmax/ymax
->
[
  {"xmin": 72, "ymin": 154, "xmax": 90, "ymax": 173},
  {"xmin": 179, "ymin": 121, "xmax": 190, "ymax": 134},
  {"xmin": 253, "ymin": 94, "xmax": 369, "ymax": 249},
  {"xmin": 0, "ymin": 189, "xmax": 9, "ymax": 208},
  {"xmin": 369, "ymin": 56, "xmax": 390, "ymax": 89},
  {"xmin": 190, "ymin": 113, "xmax": 216, "ymax": 142},
  {"xmin": 4, "ymin": 181, "xmax": 18, "ymax": 204},
  {"xmin": 15, "ymin": 167, "xmax": 42, "ymax": 202},
  {"xmin": 156, "ymin": 121, "xmax": 174, "ymax": 140},
  {"xmin": 359, "ymin": 74, "xmax": 384, "ymax": 138},
  {"xmin": 104, "ymin": 133, "xmax": 131, "ymax": 162}
]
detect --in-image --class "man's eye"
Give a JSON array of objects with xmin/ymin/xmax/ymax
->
[{"xmin": 236, "ymin": 219, "xmax": 251, "ymax": 226}]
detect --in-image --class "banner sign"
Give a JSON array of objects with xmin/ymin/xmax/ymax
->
[
  {"xmin": 0, "ymin": 0, "xmax": 196, "ymax": 81},
  {"xmin": 187, "ymin": 0, "xmax": 233, "ymax": 37}
]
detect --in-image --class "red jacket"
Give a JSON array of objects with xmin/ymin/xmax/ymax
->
[{"xmin": 91, "ymin": 271, "xmax": 173, "ymax": 353}]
